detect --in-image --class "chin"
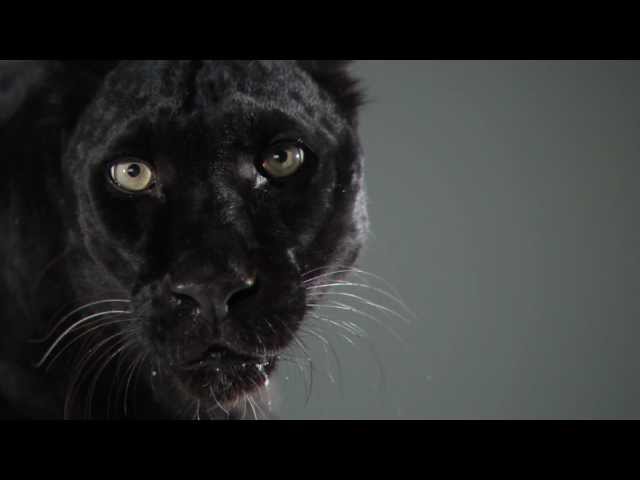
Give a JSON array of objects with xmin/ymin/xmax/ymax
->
[
  {"xmin": 161, "ymin": 353, "xmax": 278, "ymax": 417},
  {"xmin": 141, "ymin": 344, "xmax": 279, "ymax": 419},
  {"xmin": 169, "ymin": 341, "xmax": 277, "ymax": 399}
]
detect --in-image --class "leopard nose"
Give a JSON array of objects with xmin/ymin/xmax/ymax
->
[{"xmin": 168, "ymin": 274, "xmax": 258, "ymax": 322}]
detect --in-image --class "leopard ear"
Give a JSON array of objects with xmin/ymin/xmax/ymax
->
[{"xmin": 297, "ymin": 60, "xmax": 366, "ymax": 125}]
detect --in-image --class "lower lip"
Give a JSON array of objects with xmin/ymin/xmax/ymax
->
[{"xmin": 167, "ymin": 354, "xmax": 277, "ymax": 410}]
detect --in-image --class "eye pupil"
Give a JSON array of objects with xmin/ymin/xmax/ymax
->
[
  {"xmin": 259, "ymin": 143, "xmax": 306, "ymax": 178},
  {"xmin": 127, "ymin": 164, "xmax": 141, "ymax": 177},
  {"xmin": 109, "ymin": 159, "xmax": 154, "ymax": 193}
]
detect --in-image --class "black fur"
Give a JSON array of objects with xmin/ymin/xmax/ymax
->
[{"xmin": 0, "ymin": 60, "xmax": 368, "ymax": 419}]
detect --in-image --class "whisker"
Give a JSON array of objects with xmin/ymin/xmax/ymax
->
[
  {"xmin": 241, "ymin": 395, "xmax": 248, "ymax": 420},
  {"xmin": 43, "ymin": 318, "xmax": 132, "ymax": 372},
  {"xmin": 109, "ymin": 340, "xmax": 138, "ymax": 418},
  {"xmin": 123, "ymin": 352, "xmax": 147, "ymax": 417},
  {"xmin": 300, "ymin": 265, "xmax": 415, "ymax": 414},
  {"xmin": 277, "ymin": 318, "xmax": 313, "ymax": 363},
  {"xmin": 130, "ymin": 353, "xmax": 150, "ymax": 418},
  {"xmin": 107, "ymin": 331, "xmax": 142, "ymax": 419},
  {"xmin": 365, "ymin": 341, "xmax": 389, "ymax": 402},
  {"xmin": 302, "ymin": 266, "xmax": 408, "ymax": 304},
  {"xmin": 307, "ymin": 312, "xmax": 394, "ymax": 410},
  {"xmin": 251, "ymin": 395, "xmax": 269, "ymax": 420},
  {"xmin": 303, "ymin": 263, "xmax": 396, "ymax": 284},
  {"xmin": 308, "ymin": 312, "xmax": 367, "ymax": 338},
  {"xmin": 251, "ymin": 379, "xmax": 272, "ymax": 417},
  {"xmin": 63, "ymin": 329, "xmax": 128, "ymax": 418},
  {"xmin": 307, "ymin": 291, "xmax": 412, "ymax": 325},
  {"xmin": 30, "ymin": 299, "xmax": 132, "ymax": 344},
  {"xmin": 120, "ymin": 351, "xmax": 142, "ymax": 416},
  {"xmin": 209, "ymin": 385, "xmax": 230, "ymax": 417},
  {"xmin": 85, "ymin": 336, "xmax": 134, "ymax": 419},
  {"xmin": 247, "ymin": 395, "xmax": 258, "ymax": 420},
  {"xmin": 279, "ymin": 320, "xmax": 315, "ymax": 405},
  {"xmin": 305, "ymin": 350, "xmax": 314, "ymax": 406},
  {"xmin": 106, "ymin": 346, "xmax": 134, "ymax": 419},
  {"xmin": 82, "ymin": 331, "xmax": 133, "ymax": 418},
  {"xmin": 277, "ymin": 355, "xmax": 312, "ymax": 402},
  {"xmin": 307, "ymin": 302, "xmax": 405, "ymax": 344},
  {"xmin": 35, "ymin": 309, "xmax": 131, "ymax": 368},
  {"xmin": 299, "ymin": 324, "xmax": 329, "ymax": 346},
  {"xmin": 299, "ymin": 325, "xmax": 336, "ymax": 385},
  {"xmin": 305, "ymin": 281, "xmax": 415, "ymax": 319}
]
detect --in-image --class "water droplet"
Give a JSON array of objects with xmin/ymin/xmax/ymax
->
[{"xmin": 151, "ymin": 370, "xmax": 157, "ymax": 377}]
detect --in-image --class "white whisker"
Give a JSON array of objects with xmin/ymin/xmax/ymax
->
[
  {"xmin": 302, "ymin": 266, "xmax": 408, "ymax": 305},
  {"xmin": 30, "ymin": 299, "xmax": 131, "ymax": 344},
  {"xmin": 308, "ymin": 312, "xmax": 367, "ymax": 338},
  {"xmin": 43, "ymin": 318, "xmax": 132, "ymax": 372},
  {"xmin": 307, "ymin": 291, "xmax": 411, "ymax": 325},
  {"xmin": 247, "ymin": 395, "xmax": 258, "ymax": 420},
  {"xmin": 209, "ymin": 385, "xmax": 230, "ymax": 416},
  {"xmin": 63, "ymin": 328, "xmax": 128, "ymax": 419},
  {"xmin": 307, "ymin": 301, "xmax": 405, "ymax": 344},
  {"xmin": 299, "ymin": 325, "xmax": 339, "ymax": 386},
  {"xmin": 305, "ymin": 281, "xmax": 415, "ymax": 319},
  {"xmin": 85, "ymin": 336, "xmax": 134, "ymax": 418},
  {"xmin": 123, "ymin": 352, "xmax": 147, "ymax": 417},
  {"xmin": 35, "ymin": 309, "xmax": 131, "ymax": 368}
]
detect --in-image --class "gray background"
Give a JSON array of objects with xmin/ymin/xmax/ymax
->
[{"xmin": 273, "ymin": 60, "xmax": 640, "ymax": 419}]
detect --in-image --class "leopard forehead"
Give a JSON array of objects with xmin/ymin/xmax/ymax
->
[{"xmin": 67, "ymin": 60, "xmax": 348, "ymax": 172}]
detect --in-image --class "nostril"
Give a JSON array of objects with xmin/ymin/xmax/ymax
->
[{"xmin": 226, "ymin": 276, "xmax": 260, "ymax": 312}]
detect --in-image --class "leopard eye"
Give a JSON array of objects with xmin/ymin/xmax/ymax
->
[
  {"xmin": 259, "ymin": 142, "xmax": 305, "ymax": 178},
  {"xmin": 109, "ymin": 159, "xmax": 155, "ymax": 192}
]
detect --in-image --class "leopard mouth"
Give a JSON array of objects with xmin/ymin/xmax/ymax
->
[
  {"xmin": 178, "ymin": 343, "xmax": 269, "ymax": 372},
  {"xmin": 165, "ymin": 342, "xmax": 278, "ymax": 410}
]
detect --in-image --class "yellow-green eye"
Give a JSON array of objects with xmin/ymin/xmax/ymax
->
[
  {"xmin": 109, "ymin": 160, "xmax": 155, "ymax": 192},
  {"xmin": 260, "ymin": 144, "xmax": 304, "ymax": 178}
]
